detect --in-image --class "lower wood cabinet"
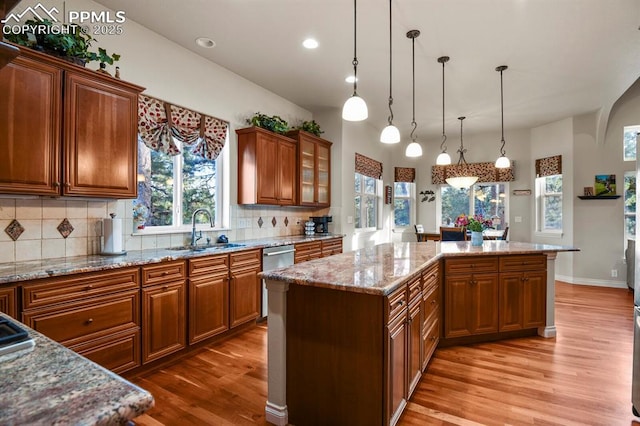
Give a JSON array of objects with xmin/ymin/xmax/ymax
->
[
  {"xmin": 0, "ymin": 286, "xmax": 16, "ymax": 319},
  {"xmin": 386, "ymin": 308, "xmax": 408, "ymax": 426},
  {"xmin": 294, "ymin": 240, "xmax": 322, "ymax": 263},
  {"xmin": 321, "ymin": 237, "xmax": 343, "ymax": 257},
  {"xmin": 188, "ymin": 254, "xmax": 229, "ymax": 344},
  {"xmin": 21, "ymin": 267, "xmax": 141, "ymax": 373},
  {"xmin": 230, "ymin": 249, "xmax": 261, "ymax": 328},
  {"xmin": 141, "ymin": 260, "xmax": 186, "ymax": 364},
  {"xmin": 499, "ymin": 255, "xmax": 547, "ymax": 331}
]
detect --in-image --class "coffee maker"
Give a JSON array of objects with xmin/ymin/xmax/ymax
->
[{"xmin": 310, "ymin": 216, "xmax": 332, "ymax": 234}]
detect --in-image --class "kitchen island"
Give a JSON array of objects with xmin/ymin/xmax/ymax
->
[
  {"xmin": 0, "ymin": 313, "xmax": 154, "ymax": 425},
  {"xmin": 261, "ymin": 241, "xmax": 577, "ymax": 426}
]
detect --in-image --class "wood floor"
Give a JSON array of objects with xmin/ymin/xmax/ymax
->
[{"xmin": 129, "ymin": 282, "xmax": 640, "ymax": 425}]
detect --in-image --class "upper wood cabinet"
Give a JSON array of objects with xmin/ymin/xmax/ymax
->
[
  {"xmin": 0, "ymin": 47, "xmax": 144, "ymax": 198},
  {"xmin": 286, "ymin": 130, "xmax": 332, "ymax": 207},
  {"xmin": 0, "ymin": 42, "xmax": 19, "ymax": 70},
  {"xmin": 236, "ymin": 126, "xmax": 297, "ymax": 206}
]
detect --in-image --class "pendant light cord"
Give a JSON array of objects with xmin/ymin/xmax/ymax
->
[
  {"xmin": 499, "ymin": 67, "xmax": 506, "ymax": 156},
  {"xmin": 410, "ymin": 34, "xmax": 417, "ymax": 141},
  {"xmin": 387, "ymin": 0, "xmax": 394, "ymax": 124},
  {"xmin": 440, "ymin": 58, "xmax": 447, "ymax": 151},
  {"xmin": 351, "ymin": 0, "xmax": 359, "ymax": 96}
]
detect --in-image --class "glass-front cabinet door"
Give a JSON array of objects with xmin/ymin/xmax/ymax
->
[
  {"xmin": 300, "ymin": 139, "xmax": 316, "ymax": 205},
  {"xmin": 317, "ymin": 143, "xmax": 330, "ymax": 205}
]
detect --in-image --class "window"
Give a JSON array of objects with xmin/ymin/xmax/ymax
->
[
  {"xmin": 393, "ymin": 182, "xmax": 413, "ymax": 227},
  {"xmin": 355, "ymin": 172, "xmax": 379, "ymax": 230},
  {"xmin": 625, "ymin": 171, "xmax": 636, "ymax": 241},
  {"xmin": 536, "ymin": 174, "xmax": 562, "ymax": 232},
  {"xmin": 136, "ymin": 137, "xmax": 223, "ymax": 229},
  {"xmin": 624, "ymin": 125, "xmax": 639, "ymax": 161},
  {"xmin": 440, "ymin": 183, "xmax": 508, "ymax": 228}
]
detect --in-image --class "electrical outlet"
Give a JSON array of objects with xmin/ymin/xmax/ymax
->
[
  {"xmin": 515, "ymin": 216, "xmax": 522, "ymax": 223},
  {"xmin": 611, "ymin": 269, "xmax": 618, "ymax": 278},
  {"xmin": 347, "ymin": 216, "xmax": 353, "ymax": 224}
]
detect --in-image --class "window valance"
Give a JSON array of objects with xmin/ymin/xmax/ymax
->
[
  {"xmin": 431, "ymin": 162, "xmax": 515, "ymax": 185},
  {"xmin": 394, "ymin": 167, "xmax": 415, "ymax": 183},
  {"xmin": 535, "ymin": 155, "xmax": 562, "ymax": 177},
  {"xmin": 355, "ymin": 153, "xmax": 383, "ymax": 179},
  {"xmin": 138, "ymin": 94, "xmax": 228, "ymax": 160}
]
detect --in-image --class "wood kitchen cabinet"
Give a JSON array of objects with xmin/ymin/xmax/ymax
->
[
  {"xmin": 236, "ymin": 126, "xmax": 297, "ymax": 206},
  {"xmin": 0, "ymin": 46, "xmax": 143, "ymax": 198},
  {"xmin": 229, "ymin": 249, "xmax": 261, "ymax": 328},
  {"xmin": 406, "ymin": 275, "xmax": 423, "ymax": 398},
  {"xmin": 499, "ymin": 255, "xmax": 547, "ymax": 332},
  {"xmin": 286, "ymin": 130, "xmax": 332, "ymax": 207},
  {"xmin": 294, "ymin": 240, "xmax": 322, "ymax": 263},
  {"xmin": 320, "ymin": 237, "xmax": 343, "ymax": 257},
  {"xmin": 386, "ymin": 288, "xmax": 408, "ymax": 426},
  {"xmin": 188, "ymin": 254, "xmax": 229, "ymax": 344},
  {"xmin": 141, "ymin": 260, "xmax": 187, "ymax": 364},
  {"xmin": 421, "ymin": 261, "xmax": 440, "ymax": 372},
  {"xmin": 21, "ymin": 268, "xmax": 141, "ymax": 373},
  {"xmin": 0, "ymin": 286, "xmax": 17, "ymax": 319},
  {"xmin": 444, "ymin": 257, "xmax": 499, "ymax": 338}
]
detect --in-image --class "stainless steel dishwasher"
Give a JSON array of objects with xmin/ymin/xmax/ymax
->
[{"xmin": 261, "ymin": 245, "xmax": 295, "ymax": 318}]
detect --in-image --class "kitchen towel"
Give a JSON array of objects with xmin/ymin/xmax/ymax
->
[{"xmin": 103, "ymin": 214, "xmax": 123, "ymax": 254}]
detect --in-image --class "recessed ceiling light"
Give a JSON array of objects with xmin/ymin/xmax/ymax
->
[
  {"xmin": 303, "ymin": 38, "xmax": 319, "ymax": 49},
  {"xmin": 345, "ymin": 76, "xmax": 358, "ymax": 83},
  {"xmin": 195, "ymin": 37, "xmax": 216, "ymax": 48}
]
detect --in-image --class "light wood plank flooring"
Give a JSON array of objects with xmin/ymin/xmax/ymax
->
[{"xmin": 130, "ymin": 282, "xmax": 638, "ymax": 425}]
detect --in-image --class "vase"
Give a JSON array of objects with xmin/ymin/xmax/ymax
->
[{"xmin": 470, "ymin": 231, "xmax": 483, "ymax": 246}]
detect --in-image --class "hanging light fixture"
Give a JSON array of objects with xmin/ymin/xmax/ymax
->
[
  {"xmin": 445, "ymin": 116, "xmax": 478, "ymax": 189},
  {"xmin": 380, "ymin": 0, "xmax": 400, "ymax": 143},
  {"xmin": 342, "ymin": 0, "xmax": 368, "ymax": 121},
  {"xmin": 435, "ymin": 56, "xmax": 452, "ymax": 165},
  {"xmin": 495, "ymin": 65, "xmax": 511, "ymax": 168},
  {"xmin": 405, "ymin": 29, "xmax": 422, "ymax": 158}
]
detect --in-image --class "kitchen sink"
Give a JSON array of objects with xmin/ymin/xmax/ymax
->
[{"xmin": 168, "ymin": 242, "xmax": 246, "ymax": 252}]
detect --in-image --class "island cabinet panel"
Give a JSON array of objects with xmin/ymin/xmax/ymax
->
[
  {"xmin": 188, "ymin": 254, "xmax": 230, "ymax": 344},
  {"xmin": 498, "ymin": 255, "xmax": 547, "ymax": 331},
  {"xmin": 0, "ymin": 286, "xmax": 16, "ymax": 319},
  {"xmin": 229, "ymin": 249, "xmax": 261, "ymax": 328},
  {"xmin": 387, "ymin": 310, "xmax": 408, "ymax": 426},
  {"xmin": 286, "ymin": 284, "xmax": 384, "ymax": 426},
  {"xmin": 21, "ymin": 267, "xmax": 141, "ymax": 373},
  {"xmin": 421, "ymin": 261, "xmax": 441, "ymax": 372},
  {"xmin": 236, "ymin": 126, "xmax": 297, "ymax": 206},
  {"xmin": 444, "ymin": 260, "xmax": 499, "ymax": 339},
  {"xmin": 141, "ymin": 260, "xmax": 186, "ymax": 364},
  {"xmin": 0, "ymin": 46, "xmax": 143, "ymax": 198}
]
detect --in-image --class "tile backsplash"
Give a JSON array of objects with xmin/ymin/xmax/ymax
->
[{"xmin": 0, "ymin": 198, "xmax": 329, "ymax": 263}]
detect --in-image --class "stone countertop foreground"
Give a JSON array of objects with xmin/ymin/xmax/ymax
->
[
  {"xmin": 0, "ymin": 234, "xmax": 344, "ymax": 285},
  {"xmin": 0, "ymin": 313, "xmax": 154, "ymax": 425},
  {"xmin": 260, "ymin": 241, "xmax": 578, "ymax": 296}
]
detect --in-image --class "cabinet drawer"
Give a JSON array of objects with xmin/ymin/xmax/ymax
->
[
  {"xmin": 321, "ymin": 238, "xmax": 343, "ymax": 257},
  {"xmin": 386, "ymin": 285, "xmax": 407, "ymax": 323},
  {"xmin": 230, "ymin": 249, "xmax": 261, "ymax": 270},
  {"xmin": 422, "ymin": 316, "xmax": 439, "ymax": 366},
  {"xmin": 423, "ymin": 285, "xmax": 440, "ymax": 321},
  {"xmin": 499, "ymin": 255, "xmax": 547, "ymax": 272},
  {"xmin": 408, "ymin": 275, "xmax": 422, "ymax": 305},
  {"xmin": 142, "ymin": 260, "xmax": 186, "ymax": 286},
  {"xmin": 189, "ymin": 254, "xmax": 228, "ymax": 277},
  {"xmin": 22, "ymin": 268, "xmax": 139, "ymax": 310},
  {"xmin": 23, "ymin": 290, "xmax": 139, "ymax": 347},
  {"xmin": 422, "ymin": 262, "xmax": 439, "ymax": 294},
  {"xmin": 70, "ymin": 327, "xmax": 140, "ymax": 374},
  {"xmin": 294, "ymin": 241, "xmax": 322, "ymax": 263},
  {"xmin": 445, "ymin": 256, "xmax": 498, "ymax": 274}
]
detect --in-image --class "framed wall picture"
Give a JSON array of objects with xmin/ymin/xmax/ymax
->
[{"xmin": 594, "ymin": 174, "xmax": 616, "ymax": 196}]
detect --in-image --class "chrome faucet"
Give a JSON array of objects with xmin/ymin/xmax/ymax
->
[{"xmin": 191, "ymin": 208, "xmax": 214, "ymax": 248}]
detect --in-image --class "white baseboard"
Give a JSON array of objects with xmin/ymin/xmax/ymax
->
[{"xmin": 555, "ymin": 274, "xmax": 629, "ymax": 289}]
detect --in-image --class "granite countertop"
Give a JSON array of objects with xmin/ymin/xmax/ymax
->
[
  {"xmin": 260, "ymin": 241, "xmax": 578, "ymax": 296},
  {"xmin": 0, "ymin": 313, "xmax": 154, "ymax": 425},
  {"xmin": 0, "ymin": 234, "xmax": 344, "ymax": 285}
]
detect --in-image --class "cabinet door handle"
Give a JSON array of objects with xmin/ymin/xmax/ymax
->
[
  {"xmin": 85, "ymin": 318, "xmax": 93, "ymax": 325},
  {"xmin": 396, "ymin": 300, "xmax": 405, "ymax": 307},
  {"xmin": 64, "ymin": 182, "xmax": 71, "ymax": 188},
  {"xmin": 84, "ymin": 284, "xmax": 93, "ymax": 291},
  {"xmin": 53, "ymin": 182, "xmax": 60, "ymax": 188},
  {"xmin": 161, "ymin": 271, "xmax": 169, "ymax": 276},
  {"xmin": 431, "ymin": 335, "xmax": 437, "ymax": 341},
  {"xmin": 162, "ymin": 285, "xmax": 169, "ymax": 290},
  {"xmin": 431, "ymin": 299, "xmax": 436, "ymax": 305}
]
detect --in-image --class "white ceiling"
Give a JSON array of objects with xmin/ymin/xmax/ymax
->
[{"xmin": 95, "ymin": 0, "xmax": 640, "ymax": 140}]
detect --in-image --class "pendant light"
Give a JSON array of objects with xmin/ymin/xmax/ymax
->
[
  {"xmin": 380, "ymin": 0, "xmax": 400, "ymax": 143},
  {"xmin": 445, "ymin": 116, "xmax": 478, "ymax": 189},
  {"xmin": 405, "ymin": 30, "xmax": 422, "ymax": 158},
  {"xmin": 435, "ymin": 56, "xmax": 452, "ymax": 165},
  {"xmin": 342, "ymin": 0, "xmax": 368, "ymax": 121},
  {"xmin": 494, "ymin": 65, "xmax": 511, "ymax": 168}
]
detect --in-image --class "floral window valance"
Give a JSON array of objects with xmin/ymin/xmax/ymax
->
[
  {"xmin": 394, "ymin": 167, "xmax": 415, "ymax": 183},
  {"xmin": 535, "ymin": 155, "xmax": 562, "ymax": 177},
  {"xmin": 431, "ymin": 162, "xmax": 515, "ymax": 184},
  {"xmin": 355, "ymin": 153, "xmax": 383, "ymax": 179},
  {"xmin": 138, "ymin": 94, "xmax": 228, "ymax": 160}
]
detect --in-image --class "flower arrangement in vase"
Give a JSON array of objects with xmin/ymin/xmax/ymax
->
[{"xmin": 454, "ymin": 214, "xmax": 493, "ymax": 246}]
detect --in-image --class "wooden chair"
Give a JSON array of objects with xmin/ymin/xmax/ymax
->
[
  {"xmin": 440, "ymin": 226, "xmax": 467, "ymax": 241},
  {"xmin": 415, "ymin": 224, "xmax": 424, "ymax": 233},
  {"xmin": 415, "ymin": 224, "xmax": 425, "ymax": 242},
  {"xmin": 498, "ymin": 226, "xmax": 509, "ymax": 241}
]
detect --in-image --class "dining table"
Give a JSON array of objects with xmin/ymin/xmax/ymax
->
[{"xmin": 416, "ymin": 229, "xmax": 505, "ymax": 242}]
